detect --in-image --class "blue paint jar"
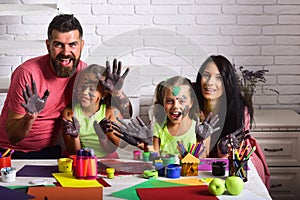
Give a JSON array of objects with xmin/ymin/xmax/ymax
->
[
  {"xmin": 155, "ymin": 162, "xmax": 165, "ymax": 176},
  {"xmin": 166, "ymin": 164, "xmax": 181, "ymax": 178}
]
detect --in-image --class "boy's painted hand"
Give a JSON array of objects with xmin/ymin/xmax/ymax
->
[
  {"xmin": 21, "ymin": 75, "xmax": 50, "ymax": 114},
  {"xmin": 62, "ymin": 117, "xmax": 80, "ymax": 138},
  {"xmin": 93, "ymin": 118, "xmax": 113, "ymax": 140},
  {"xmin": 218, "ymin": 126, "xmax": 250, "ymax": 155},
  {"xmin": 111, "ymin": 116, "xmax": 153, "ymax": 146},
  {"xmin": 99, "ymin": 58, "xmax": 129, "ymax": 96},
  {"xmin": 195, "ymin": 112, "xmax": 220, "ymax": 141}
]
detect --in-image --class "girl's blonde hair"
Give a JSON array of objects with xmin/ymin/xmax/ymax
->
[{"xmin": 153, "ymin": 76, "xmax": 199, "ymax": 125}]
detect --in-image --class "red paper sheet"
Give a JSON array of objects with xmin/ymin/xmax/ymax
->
[
  {"xmin": 27, "ymin": 186, "xmax": 103, "ymax": 200},
  {"xmin": 136, "ymin": 185, "xmax": 219, "ymax": 200}
]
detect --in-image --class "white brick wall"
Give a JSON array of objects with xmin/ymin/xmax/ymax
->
[{"xmin": 0, "ymin": 0, "xmax": 299, "ymax": 118}]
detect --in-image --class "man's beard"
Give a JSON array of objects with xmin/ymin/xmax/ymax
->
[{"xmin": 50, "ymin": 54, "xmax": 80, "ymax": 78}]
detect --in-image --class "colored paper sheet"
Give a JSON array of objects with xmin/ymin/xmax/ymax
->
[
  {"xmin": 16, "ymin": 165, "xmax": 58, "ymax": 177},
  {"xmin": 136, "ymin": 185, "xmax": 219, "ymax": 200},
  {"xmin": 27, "ymin": 186, "xmax": 103, "ymax": 200},
  {"xmin": 54, "ymin": 177, "xmax": 111, "ymax": 187},
  {"xmin": 111, "ymin": 179, "xmax": 186, "ymax": 200},
  {"xmin": 164, "ymin": 177, "xmax": 205, "ymax": 186},
  {"xmin": 52, "ymin": 173, "xmax": 102, "ymax": 188},
  {"xmin": 98, "ymin": 159, "xmax": 153, "ymax": 175},
  {"xmin": 0, "ymin": 186, "xmax": 35, "ymax": 200}
]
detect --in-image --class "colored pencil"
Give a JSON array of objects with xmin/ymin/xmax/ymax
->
[{"xmin": 2, "ymin": 148, "xmax": 11, "ymax": 157}]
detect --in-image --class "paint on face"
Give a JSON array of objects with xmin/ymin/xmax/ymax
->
[
  {"xmin": 181, "ymin": 105, "xmax": 189, "ymax": 117},
  {"xmin": 88, "ymin": 92, "xmax": 95, "ymax": 98},
  {"xmin": 172, "ymin": 86, "xmax": 181, "ymax": 96}
]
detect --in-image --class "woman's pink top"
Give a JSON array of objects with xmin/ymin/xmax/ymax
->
[{"xmin": 243, "ymin": 108, "xmax": 271, "ymax": 191}]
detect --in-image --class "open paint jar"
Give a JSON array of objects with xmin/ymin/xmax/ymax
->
[
  {"xmin": 166, "ymin": 164, "xmax": 181, "ymax": 178},
  {"xmin": 1, "ymin": 167, "xmax": 16, "ymax": 182},
  {"xmin": 211, "ymin": 161, "xmax": 226, "ymax": 176}
]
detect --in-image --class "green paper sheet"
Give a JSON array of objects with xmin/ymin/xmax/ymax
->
[{"xmin": 111, "ymin": 179, "xmax": 186, "ymax": 200}]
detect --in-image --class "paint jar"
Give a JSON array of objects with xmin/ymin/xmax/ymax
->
[
  {"xmin": 0, "ymin": 156, "xmax": 11, "ymax": 169},
  {"xmin": 166, "ymin": 164, "xmax": 181, "ymax": 178},
  {"xmin": 161, "ymin": 154, "xmax": 175, "ymax": 166},
  {"xmin": 133, "ymin": 150, "xmax": 141, "ymax": 160},
  {"xmin": 106, "ymin": 168, "xmax": 115, "ymax": 179},
  {"xmin": 152, "ymin": 157, "xmax": 162, "ymax": 165},
  {"xmin": 1, "ymin": 167, "xmax": 16, "ymax": 182},
  {"xmin": 211, "ymin": 161, "xmax": 226, "ymax": 176},
  {"xmin": 154, "ymin": 162, "xmax": 165, "ymax": 177},
  {"xmin": 142, "ymin": 151, "xmax": 150, "ymax": 162},
  {"xmin": 149, "ymin": 152, "xmax": 159, "ymax": 161},
  {"xmin": 58, "ymin": 158, "xmax": 73, "ymax": 173}
]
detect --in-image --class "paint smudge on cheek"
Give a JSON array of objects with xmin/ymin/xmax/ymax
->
[
  {"xmin": 88, "ymin": 92, "xmax": 95, "ymax": 98},
  {"xmin": 182, "ymin": 105, "xmax": 189, "ymax": 117}
]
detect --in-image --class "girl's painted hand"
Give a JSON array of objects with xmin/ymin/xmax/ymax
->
[
  {"xmin": 195, "ymin": 112, "xmax": 220, "ymax": 141},
  {"xmin": 111, "ymin": 116, "xmax": 153, "ymax": 146},
  {"xmin": 99, "ymin": 58, "xmax": 129, "ymax": 96},
  {"xmin": 93, "ymin": 118, "xmax": 113, "ymax": 140},
  {"xmin": 62, "ymin": 117, "xmax": 80, "ymax": 138}
]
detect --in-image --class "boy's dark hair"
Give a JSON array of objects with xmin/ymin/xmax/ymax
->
[{"xmin": 47, "ymin": 14, "xmax": 83, "ymax": 40}]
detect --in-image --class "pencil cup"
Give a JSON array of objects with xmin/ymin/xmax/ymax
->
[
  {"xmin": 69, "ymin": 155, "xmax": 77, "ymax": 175},
  {"xmin": 76, "ymin": 156, "xmax": 97, "ymax": 179},
  {"xmin": 0, "ymin": 156, "xmax": 11, "ymax": 169},
  {"xmin": 228, "ymin": 158, "xmax": 248, "ymax": 182}
]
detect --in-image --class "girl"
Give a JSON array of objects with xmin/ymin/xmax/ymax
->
[
  {"xmin": 194, "ymin": 55, "xmax": 270, "ymax": 190},
  {"xmin": 152, "ymin": 76, "xmax": 210, "ymax": 157}
]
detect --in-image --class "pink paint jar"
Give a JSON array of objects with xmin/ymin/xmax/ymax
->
[{"xmin": 133, "ymin": 150, "xmax": 141, "ymax": 160}]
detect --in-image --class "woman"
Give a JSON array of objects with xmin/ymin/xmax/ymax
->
[{"xmin": 194, "ymin": 55, "xmax": 270, "ymax": 190}]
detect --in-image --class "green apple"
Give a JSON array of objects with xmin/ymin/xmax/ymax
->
[
  {"xmin": 208, "ymin": 178, "xmax": 225, "ymax": 196},
  {"xmin": 225, "ymin": 176, "xmax": 244, "ymax": 195}
]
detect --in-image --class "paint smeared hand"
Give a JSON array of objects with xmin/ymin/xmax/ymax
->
[
  {"xmin": 93, "ymin": 118, "xmax": 113, "ymax": 140},
  {"xmin": 195, "ymin": 112, "xmax": 220, "ymax": 141},
  {"xmin": 62, "ymin": 117, "xmax": 80, "ymax": 138},
  {"xmin": 218, "ymin": 126, "xmax": 250, "ymax": 155},
  {"xmin": 99, "ymin": 58, "xmax": 129, "ymax": 96},
  {"xmin": 21, "ymin": 75, "xmax": 49, "ymax": 114},
  {"xmin": 112, "ymin": 116, "xmax": 153, "ymax": 147}
]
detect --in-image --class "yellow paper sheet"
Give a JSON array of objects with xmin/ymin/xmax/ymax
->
[
  {"xmin": 52, "ymin": 173, "xmax": 102, "ymax": 188},
  {"xmin": 164, "ymin": 177, "xmax": 205, "ymax": 186}
]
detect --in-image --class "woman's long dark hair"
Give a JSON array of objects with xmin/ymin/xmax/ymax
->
[{"xmin": 195, "ymin": 55, "xmax": 253, "ymax": 140}]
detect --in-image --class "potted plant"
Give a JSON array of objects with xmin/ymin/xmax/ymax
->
[{"xmin": 235, "ymin": 65, "xmax": 279, "ymax": 110}]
